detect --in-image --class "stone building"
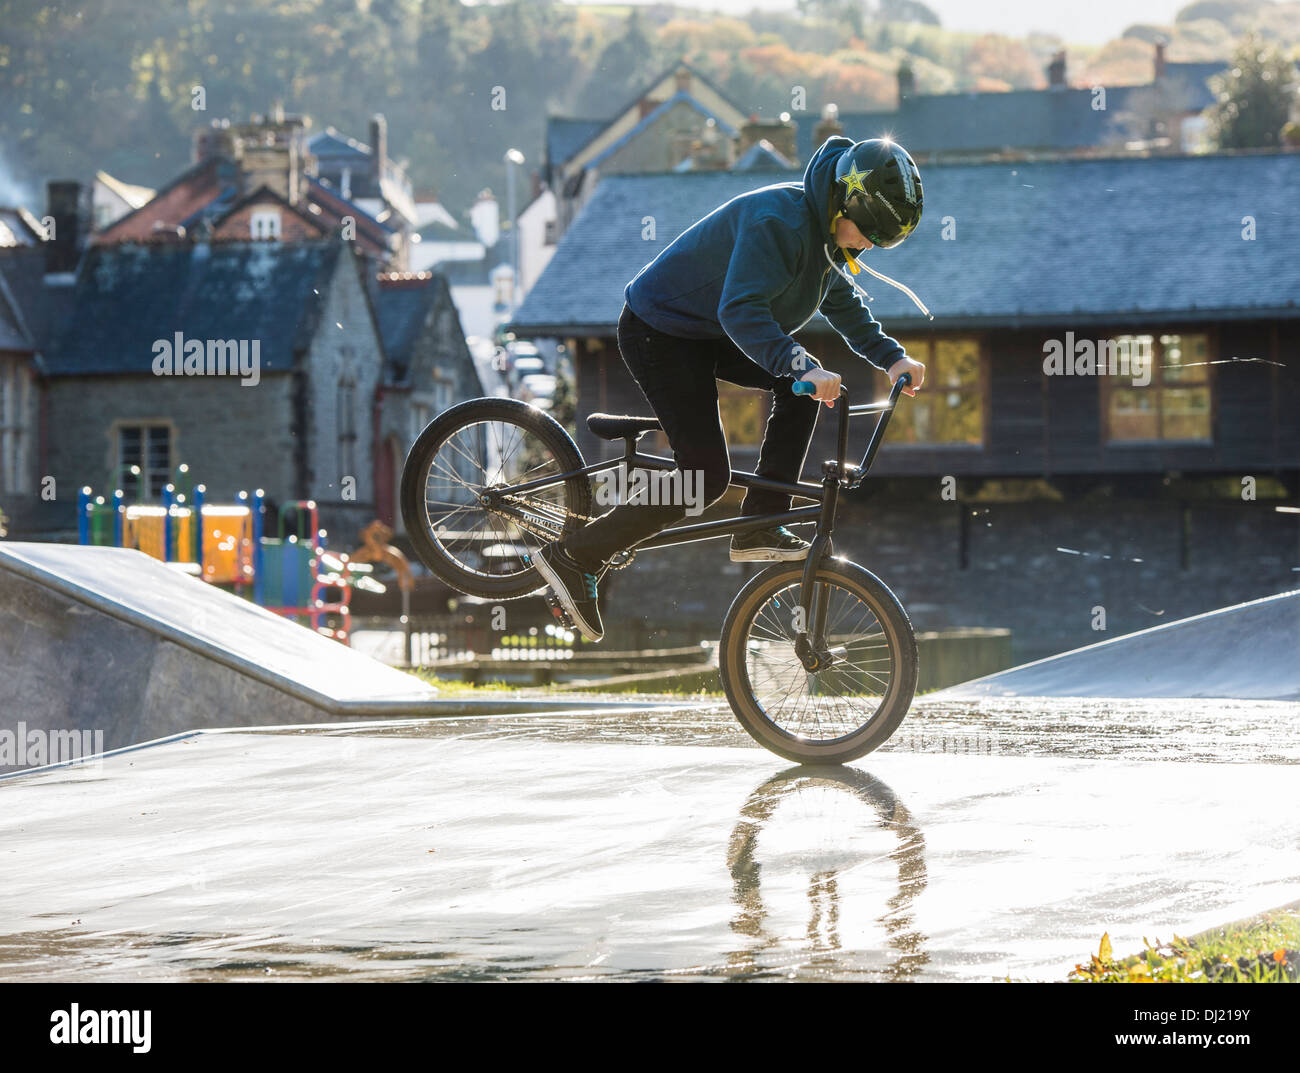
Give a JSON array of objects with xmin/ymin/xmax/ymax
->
[{"xmin": 38, "ymin": 237, "xmax": 382, "ymax": 543}]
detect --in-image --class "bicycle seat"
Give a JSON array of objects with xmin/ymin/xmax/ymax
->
[{"xmin": 586, "ymin": 413, "xmax": 662, "ymax": 441}]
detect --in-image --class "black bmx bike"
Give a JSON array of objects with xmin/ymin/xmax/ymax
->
[{"xmin": 399, "ymin": 374, "xmax": 918, "ymax": 765}]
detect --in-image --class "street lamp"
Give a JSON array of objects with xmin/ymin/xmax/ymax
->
[{"xmin": 504, "ymin": 148, "xmax": 525, "ymax": 311}]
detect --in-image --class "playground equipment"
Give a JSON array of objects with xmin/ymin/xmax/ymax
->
[{"xmin": 76, "ymin": 469, "xmax": 381, "ymax": 645}]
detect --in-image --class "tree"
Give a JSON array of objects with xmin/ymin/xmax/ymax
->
[
  {"xmin": 1175, "ymin": 1, "xmax": 1267, "ymax": 26},
  {"xmin": 877, "ymin": 0, "xmax": 940, "ymax": 26},
  {"xmin": 1207, "ymin": 34, "xmax": 1297, "ymax": 149}
]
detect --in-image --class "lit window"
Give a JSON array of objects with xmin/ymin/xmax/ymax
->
[
  {"xmin": 1103, "ymin": 333, "xmax": 1211, "ymax": 442},
  {"xmin": 888, "ymin": 337, "xmax": 984, "ymax": 445},
  {"xmin": 717, "ymin": 383, "xmax": 766, "ymax": 448}
]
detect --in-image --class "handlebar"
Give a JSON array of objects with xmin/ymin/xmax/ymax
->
[
  {"xmin": 792, "ymin": 372, "xmax": 912, "ymax": 397},
  {"xmin": 791, "ymin": 373, "xmax": 912, "ymax": 488}
]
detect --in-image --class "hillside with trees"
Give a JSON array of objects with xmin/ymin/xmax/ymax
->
[{"xmin": 1, "ymin": 0, "xmax": 1296, "ymax": 218}]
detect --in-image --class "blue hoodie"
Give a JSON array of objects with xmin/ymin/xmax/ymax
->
[{"xmin": 624, "ymin": 136, "xmax": 907, "ymax": 378}]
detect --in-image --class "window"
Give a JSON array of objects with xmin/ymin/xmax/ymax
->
[
  {"xmin": 1103, "ymin": 333, "xmax": 1211, "ymax": 443},
  {"xmin": 116, "ymin": 424, "xmax": 172, "ymax": 499},
  {"xmin": 0, "ymin": 360, "xmax": 32, "ymax": 494},
  {"xmin": 492, "ymin": 267, "xmax": 514, "ymax": 309},
  {"xmin": 250, "ymin": 209, "xmax": 282, "ymax": 240},
  {"xmin": 888, "ymin": 337, "xmax": 984, "ymax": 445},
  {"xmin": 717, "ymin": 383, "xmax": 766, "ymax": 448},
  {"xmin": 338, "ymin": 376, "xmax": 357, "ymax": 480}
]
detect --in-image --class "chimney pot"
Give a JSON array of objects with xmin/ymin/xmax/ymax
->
[
  {"xmin": 1047, "ymin": 50, "xmax": 1067, "ymax": 89},
  {"xmin": 897, "ymin": 62, "xmax": 916, "ymax": 102}
]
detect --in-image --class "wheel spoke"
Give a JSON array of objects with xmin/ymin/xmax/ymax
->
[
  {"xmin": 412, "ymin": 415, "xmax": 585, "ymax": 585},
  {"xmin": 731, "ymin": 574, "xmax": 905, "ymax": 746}
]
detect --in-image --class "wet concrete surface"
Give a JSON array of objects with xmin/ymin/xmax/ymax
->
[{"xmin": 1, "ymin": 698, "xmax": 1297, "ymax": 982}]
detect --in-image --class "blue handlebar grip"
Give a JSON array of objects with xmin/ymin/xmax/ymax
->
[
  {"xmin": 897, "ymin": 372, "xmax": 912, "ymax": 387},
  {"xmin": 792, "ymin": 380, "xmax": 816, "ymax": 395}
]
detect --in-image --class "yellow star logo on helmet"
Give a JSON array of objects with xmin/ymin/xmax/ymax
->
[{"xmin": 838, "ymin": 162, "xmax": 869, "ymax": 198}]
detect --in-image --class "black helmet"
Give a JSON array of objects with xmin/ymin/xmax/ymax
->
[{"xmin": 832, "ymin": 139, "xmax": 923, "ymax": 249}]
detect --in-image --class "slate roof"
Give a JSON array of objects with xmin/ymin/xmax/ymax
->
[
  {"xmin": 43, "ymin": 240, "xmax": 344, "ymax": 376},
  {"xmin": 0, "ymin": 268, "xmax": 33, "ymax": 352},
  {"xmin": 794, "ymin": 62, "xmax": 1288, "ymax": 163},
  {"xmin": 373, "ymin": 277, "xmax": 437, "ymax": 380},
  {"xmin": 0, "ymin": 246, "xmax": 75, "ymax": 353},
  {"xmin": 546, "ymin": 117, "xmax": 607, "ymax": 170},
  {"xmin": 510, "ymin": 151, "xmax": 1300, "ymax": 335},
  {"xmin": 310, "ymin": 127, "xmax": 370, "ymax": 160},
  {"xmin": 733, "ymin": 140, "xmax": 796, "ymax": 171},
  {"xmin": 794, "ymin": 87, "xmax": 1152, "ymax": 162}
]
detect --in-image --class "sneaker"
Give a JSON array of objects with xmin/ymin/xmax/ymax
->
[
  {"xmin": 532, "ymin": 542, "xmax": 605, "ymax": 642},
  {"xmin": 730, "ymin": 526, "xmax": 811, "ymax": 562}
]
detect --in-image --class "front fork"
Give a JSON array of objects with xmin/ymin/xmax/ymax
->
[{"xmin": 793, "ymin": 471, "xmax": 841, "ymax": 672}]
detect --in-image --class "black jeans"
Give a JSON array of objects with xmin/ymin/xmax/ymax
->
[{"xmin": 564, "ymin": 304, "xmax": 819, "ymax": 570}]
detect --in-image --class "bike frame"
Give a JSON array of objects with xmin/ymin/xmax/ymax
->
[{"xmin": 485, "ymin": 375, "xmax": 911, "ymax": 667}]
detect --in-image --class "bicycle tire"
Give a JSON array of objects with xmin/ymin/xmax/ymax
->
[
  {"xmin": 718, "ymin": 558, "xmax": 918, "ymax": 764},
  {"xmin": 400, "ymin": 397, "xmax": 592, "ymax": 600}
]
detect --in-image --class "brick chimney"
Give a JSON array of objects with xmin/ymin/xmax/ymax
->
[
  {"xmin": 675, "ymin": 67, "xmax": 692, "ymax": 93},
  {"xmin": 369, "ymin": 114, "xmax": 387, "ymax": 188},
  {"xmin": 237, "ymin": 111, "xmax": 308, "ymax": 204},
  {"xmin": 813, "ymin": 103, "xmax": 843, "ymax": 148},
  {"xmin": 1046, "ymin": 50, "xmax": 1067, "ymax": 90},
  {"xmin": 1153, "ymin": 37, "xmax": 1168, "ymax": 81},
  {"xmin": 897, "ymin": 61, "xmax": 916, "ymax": 102},
  {"xmin": 44, "ymin": 180, "xmax": 86, "ymax": 274}
]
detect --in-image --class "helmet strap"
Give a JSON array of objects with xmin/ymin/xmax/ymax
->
[{"xmin": 829, "ymin": 210, "xmax": 862, "ymax": 274}]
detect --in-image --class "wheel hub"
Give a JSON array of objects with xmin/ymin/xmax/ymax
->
[{"xmin": 794, "ymin": 634, "xmax": 838, "ymax": 672}]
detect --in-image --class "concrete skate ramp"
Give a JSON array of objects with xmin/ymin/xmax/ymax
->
[
  {"xmin": 937, "ymin": 589, "xmax": 1300, "ymax": 701},
  {"xmin": 0, "ymin": 542, "xmax": 449, "ymax": 748}
]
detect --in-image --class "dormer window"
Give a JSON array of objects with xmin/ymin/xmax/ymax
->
[{"xmin": 250, "ymin": 209, "xmax": 281, "ymax": 240}]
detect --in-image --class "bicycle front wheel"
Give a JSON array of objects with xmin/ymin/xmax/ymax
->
[
  {"xmin": 719, "ymin": 558, "xmax": 918, "ymax": 764},
  {"xmin": 400, "ymin": 398, "xmax": 592, "ymax": 600}
]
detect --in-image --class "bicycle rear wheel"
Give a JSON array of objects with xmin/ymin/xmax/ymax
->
[
  {"xmin": 718, "ymin": 558, "xmax": 918, "ymax": 764},
  {"xmin": 400, "ymin": 398, "xmax": 592, "ymax": 600}
]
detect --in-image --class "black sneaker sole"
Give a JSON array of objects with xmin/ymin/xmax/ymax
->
[
  {"xmin": 532, "ymin": 550, "xmax": 604, "ymax": 642},
  {"xmin": 729, "ymin": 545, "xmax": 810, "ymax": 562}
]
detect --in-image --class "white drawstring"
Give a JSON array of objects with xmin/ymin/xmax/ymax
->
[{"xmin": 823, "ymin": 244, "xmax": 933, "ymax": 321}]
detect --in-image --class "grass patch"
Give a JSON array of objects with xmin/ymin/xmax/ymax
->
[
  {"xmin": 1068, "ymin": 909, "xmax": 1300, "ymax": 983},
  {"xmin": 410, "ymin": 671, "xmax": 523, "ymax": 694}
]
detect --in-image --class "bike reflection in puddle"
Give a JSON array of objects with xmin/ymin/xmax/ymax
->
[{"xmin": 723, "ymin": 765, "xmax": 928, "ymax": 980}]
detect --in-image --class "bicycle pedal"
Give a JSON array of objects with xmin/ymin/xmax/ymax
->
[{"xmin": 543, "ymin": 591, "xmax": 575, "ymax": 629}]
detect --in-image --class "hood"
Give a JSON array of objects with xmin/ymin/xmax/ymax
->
[
  {"xmin": 802, "ymin": 135, "xmax": 856, "ymax": 244},
  {"xmin": 803, "ymin": 134, "xmax": 934, "ymax": 320}
]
